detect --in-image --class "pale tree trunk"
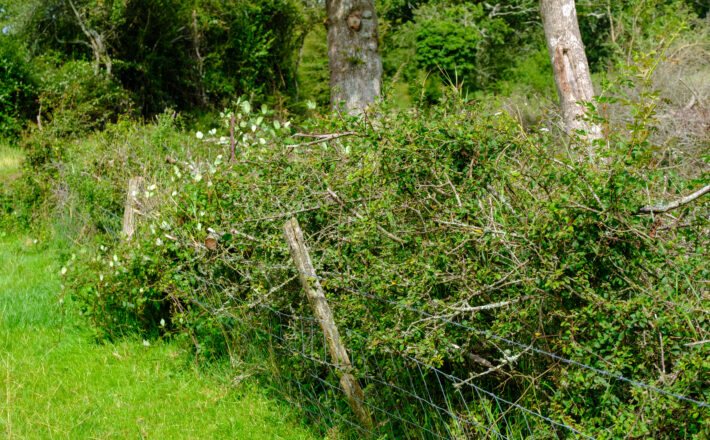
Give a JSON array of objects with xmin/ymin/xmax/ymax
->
[
  {"xmin": 540, "ymin": 0, "xmax": 601, "ymax": 154},
  {"xmin": 67, "ymin": 0, "xmax": 112, "ymax": 76},
  {"xmin": 326, "ymin": 0, "xmax": 382, "ymax": 114}
]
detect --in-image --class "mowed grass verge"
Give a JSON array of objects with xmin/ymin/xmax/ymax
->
[{"xmin": 0, "ymin": 145, "xmax": 319, "ymax": 440}]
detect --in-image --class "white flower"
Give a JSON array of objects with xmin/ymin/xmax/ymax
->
[
  {"xmin": 99, "ymin": 274, "xmax": 104, "ymax": 281},
  {"xmin": 142, "ymin": 340, "xmax": 150, "ymax": 347},
  {"xmin": 148, "ymin": 184, "xmax": 157, "ymax": 191},
  {"xmin": 306, "ymin": 100, "xmax": 316, "ymax": 110},
  {"xmin": 259, "ymin": 138, "xmax": 266, "ymax": 145},
  {"xmin": 196, "ymin": 131, "xmax": 204, "ymax": 139},
  {"xmin": 160, "ymin": 318, "xmax": 166, "ymax": 327},
  {"xmin": 540, "ymin": 128, "xmax": 550, "ymax": 133},
  {"xmin": 209, "ymin": 128, "xmax": 217, "ymax": 136},
  {"xmin": 251, "ymin": 124, "xmax": 257, "ymax": 132},
  {"xmin": 60, "ymin": 267, "xmax": 67, "ymax": 275},
  {"xmin": 156, "ymin": 237, "xmax": 164, "ymax": 246}
]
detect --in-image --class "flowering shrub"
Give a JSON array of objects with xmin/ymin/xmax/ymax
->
[{"xmin": 48, "ymin": 92, "xmax": 710, "ymax": 437}]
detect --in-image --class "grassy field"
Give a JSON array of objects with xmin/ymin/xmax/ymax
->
[{"xmin": 0, "ymin": 145, "xmax": 320, "ymax": 440}]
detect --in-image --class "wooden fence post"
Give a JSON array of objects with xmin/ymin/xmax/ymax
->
[
  {"xmin": 122, "ymin": 177, "xmax": 145, "ymax": 239},
  {"xmin": 283, "ymin": 217, "xmax": 373, "ymax": 430}
]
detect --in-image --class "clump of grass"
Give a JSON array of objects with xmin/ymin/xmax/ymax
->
[{"xmin": 0, "ymin": 143, "xmax": 22, "ymax": 180}]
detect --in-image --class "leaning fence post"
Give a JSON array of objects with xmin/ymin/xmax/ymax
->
[
  {"xmin": 122, "ymin": 176, "xmax": 145, "ymax": 239},
  {"xmin": 283, "ymin": 217, "xmax": 373, "ymax": 430}
]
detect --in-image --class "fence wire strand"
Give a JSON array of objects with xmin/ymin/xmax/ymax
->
[{"xmin": 179, "ymin": 241, "xmax": 708, "ymax": 440}]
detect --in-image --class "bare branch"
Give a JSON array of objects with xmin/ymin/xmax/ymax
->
[
  {"xmin": 637, "ymin": 183, "xmax": 710, "ymax": 214},
  {"xmin": 287, "ymin": 132, "xmax": 359, "ymax": 148}
]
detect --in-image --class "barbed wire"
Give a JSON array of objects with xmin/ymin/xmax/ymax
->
[
  {"xmin": 191, "ymin": 278, "xmax": 594, "ymax": 439},
  {"xmin": 174, "ymin": 240, "xmax": 708, "ymax": 439},
  {"xmin": 223, "ymin": 258, "xmax": 709, "ymax": 410}
]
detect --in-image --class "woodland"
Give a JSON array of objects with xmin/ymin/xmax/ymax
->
[{"xmin": 0, "ymin": 0, "xmax": 709, "ymax": 439}]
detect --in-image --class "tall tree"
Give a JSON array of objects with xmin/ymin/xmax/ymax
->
[
  {"xmin": 326, "ymin": 0, "xmax": 382, "ymax": 113},
  {"xmin": 540, "ymin": 0, "xmax": 601, "ymax": 152}
]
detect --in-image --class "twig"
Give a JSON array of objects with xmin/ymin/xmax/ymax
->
[
  {"xmin": 287, "ymin": 132, "xmax": 359, "ymax": 148},
  {"xmin": 637, "ymin": 183, "xmax": 710, "ymax": 214},
  {"xmin": 326, "ymin": 188, "xmax": 404, "ymax": 244},
  {"xmin": 684, "ymin": 340, "xmax": 710, "ymax": 347},
  {"xmin": 451, "ymin": 296, "xmax": 533, "ymax": 313}
]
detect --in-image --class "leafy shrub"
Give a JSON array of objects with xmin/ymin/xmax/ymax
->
[
  {"xmin": 199, "ymin": 0, "xmax": 303, "ymax": 107},
  {"xmin": 0, "ymin": 37, "xmax": 36, "ymax": 140},
  {"xmin": 412, "ymin": 3, "xmax": 511, "ymax": 90},
  {"xmin": 34, "ymin": 60, "xmax": 133, "ymax": 138},
  {"xmin": 52, "ymin": 90, "xmax": 710, "ymax": 438}
]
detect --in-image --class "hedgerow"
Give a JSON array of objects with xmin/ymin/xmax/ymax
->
[{"xmin": 21, "ymin": 88, "xmax": 702, "ymax": 438}]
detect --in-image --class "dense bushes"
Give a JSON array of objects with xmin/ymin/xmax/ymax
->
[
  {"xmin": 25, "ymin": 91, "xmax": 704, "ymax": 437},
  {"xmin": 0, "ymin": 37, "xmax": 36, "ymax": 140}
]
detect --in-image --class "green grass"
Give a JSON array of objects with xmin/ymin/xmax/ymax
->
[
  {"xmin": 0, "ymin": 143, "xmax": 22, "ymax": 180},
  {"xmin": 0, "ymin": 234, "xmax": 320, "ymax": 440},
  {"xmin": 0, "ymin": 148, "xmax": 320, "ymax": 439}
]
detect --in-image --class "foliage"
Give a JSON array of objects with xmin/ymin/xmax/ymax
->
[
  {"xmin": 2, "ymin": 0, "xmax": 709, "ymax": 438},
  {"xmin": 383, "ymin": 2, "xmax": 520, "ymax": 94},
  {"xmin": 199, "ymin": 0, "xmax": 303, "ymax": 108},
  {"xmin": 0, "ymin": 36, "xmax": 36, "ymax": 140},
  {"xmin": 34, "ymin": 59, "xmax": 133, "ymax": 136},
  {"xmin": 6, "ymin": 0, "xmax": 306, "ymax": 115},
  {"xmin": 33, "ymin": 88, "xmax": 706, "ymax": 438}
]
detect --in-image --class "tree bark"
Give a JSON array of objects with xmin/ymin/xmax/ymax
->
[
  {"xmin": 326, "ymin": 0, "xmax": 382, "ymax": 114},
  {"xmin": 540, "ymin": 0, "xmax": 601, "ymax": 150},
  {"xmin": 67, "ymin": 0, "xmax": 112, "ymax": 76}
]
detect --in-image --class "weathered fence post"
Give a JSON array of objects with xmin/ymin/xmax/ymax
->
[
  {"xmin": 283, "ymin": 217, "xmax": 373, "ymax": 430},
  {"xmin": 122, "ymin": 176, "xmax": 145, "ymax": 239}
]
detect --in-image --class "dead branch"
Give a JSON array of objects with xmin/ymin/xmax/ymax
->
[
  {"xmin": 287, "ymin": 132, "xmax": 359, "ymax": 148},
  {"xmin": 637, "ymin": 183, "xmax": 710, "ymax": 214}
]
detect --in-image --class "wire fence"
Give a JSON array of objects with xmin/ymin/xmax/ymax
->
[{"xmin": 181, "ymin": 221, "xmax": 709, "ymax": 440}]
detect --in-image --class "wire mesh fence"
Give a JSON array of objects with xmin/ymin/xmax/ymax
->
[{"xmin": 181, "ymin": 218, "xmax": 708, "ymax": 440}]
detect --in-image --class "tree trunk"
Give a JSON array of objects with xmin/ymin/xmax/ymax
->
[
  {"xmin": 540, "ymin": 0, "xmax": 601, "ymax": 151},
  {"xmin": 326, "ymin": 0, "xmax": 382, "ymax": 114},
  {"xmin": 67, "ymin": 0, "xmax": 112, "ymax": 76}
]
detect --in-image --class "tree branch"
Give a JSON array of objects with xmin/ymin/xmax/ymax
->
[{"xmin": 637, "ymin": 183, "xmax": 710, "ymax": 214}]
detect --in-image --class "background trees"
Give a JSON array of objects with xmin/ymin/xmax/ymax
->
[{"xmin": 0, "ymin": 0, "xmax": 707, "ymax": 141}]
